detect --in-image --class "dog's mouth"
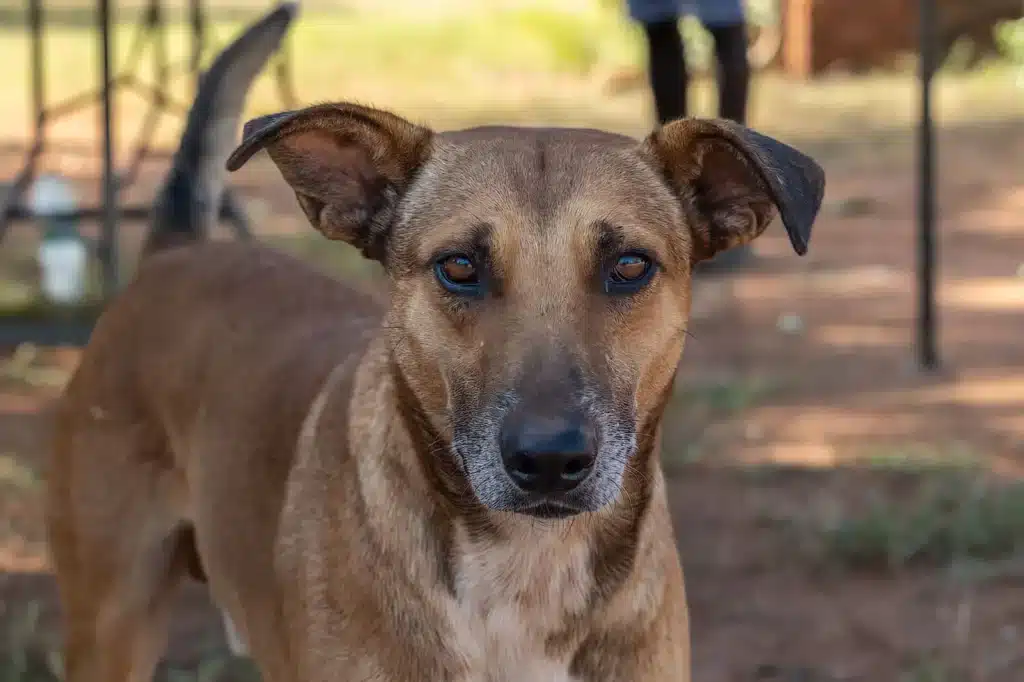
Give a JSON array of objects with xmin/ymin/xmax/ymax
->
[{"xmin": 519, "ymin": 501, "xmax": 581, "ymax": 520}]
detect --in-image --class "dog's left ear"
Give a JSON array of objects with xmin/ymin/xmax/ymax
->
[
  {"xmin": 226, "ymin": 102, "xmax": 433, "ymax": 262},
  {"xmin": 642, "ymin": 118, "xmax": 825, "ymax": 262}
]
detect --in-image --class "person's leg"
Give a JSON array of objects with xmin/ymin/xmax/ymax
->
[
  {"xmin": 626, "ymin": 0, "xmax": 691, "ymax": 124},
  {"xmin": 642, "ymin": 19, "xmax": 688, "ymax": 124},
  {"xmin": 698, "ymin": 0, "xmax": 750, "ymax": 125},
  {"xmin": 706, "ymin": 22, "xmax": 750, "ymax": 124}
]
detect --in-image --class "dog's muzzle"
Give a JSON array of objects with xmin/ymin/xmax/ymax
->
[{"xmin": 499, "ymin": 408, "xmax": 597, "ymax": 517}]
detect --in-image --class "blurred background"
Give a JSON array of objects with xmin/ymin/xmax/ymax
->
[{"xmin": 0, "ymin": 0, "xmax": 1022, "ymax": 680}]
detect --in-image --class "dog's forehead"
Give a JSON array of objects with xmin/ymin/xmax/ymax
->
[
  {"xmin": 437, "ymin": 125, "xmax": 637, "ymax": 147},
  {"xmin": 396, "ymin": 126, "xmax": 681, "ymax": 257},
  {"xmin": 433, "ymin": 126, "xmax": 640, "ymax": 186}
]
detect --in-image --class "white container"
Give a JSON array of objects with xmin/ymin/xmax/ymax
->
[
  {"xmin": 37, "ymin": 237, "xmax": 88, "ymax": 304},
  {"xmin": 31, "ymin": 174, "xmax": 89, "ymax": 305}
]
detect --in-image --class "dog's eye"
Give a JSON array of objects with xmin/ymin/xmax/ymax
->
[
  {"xmin": 605, "ymin": 253, "xmax": 655, "ymax": 294},
  {"xmin": 435, "ymin": 254, "xmax": 481, "ymax": 295},
  {"xmin": 611, "ymin": 254, "xmax": 649, "ymax": 282}
]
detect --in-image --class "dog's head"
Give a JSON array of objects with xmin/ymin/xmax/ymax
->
[{"xmin": 228, "ymin": 104, "xmax": 824, "ymax": 519}]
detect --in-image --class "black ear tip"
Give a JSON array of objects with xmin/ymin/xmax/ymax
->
[
  {"xmin": 785, "ymin": 152, "xmax": 825, "ymax": 256},
  {"xmin": 241, "ymin": 111, "xmax": 290, "ymax": 141},
  {"xmin": 782, "ymin": 211, "xmax": 810, "ymax": 256},
  {"xmin": 791, "ymin": 235, "xmax": 809, "ymax": 256},
  {"xmin": 226, "ymin": 132, "xmax": 269, "ymax": 171},
  {"xmin": 225, "ymin": 145, "xmax": 254, "ymax": 172},
  {"xmin": 225, "ymin": 110, "xmax": 298, "ymax": 172}
]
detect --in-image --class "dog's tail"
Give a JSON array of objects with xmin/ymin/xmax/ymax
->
[{"xmin": 142, "ymin": 2, "xmax": 298, "ymax": 257}]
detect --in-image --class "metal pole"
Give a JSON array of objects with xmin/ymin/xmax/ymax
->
[
  {"xmin": 0, "ymin": 0, "xmax": 47, "ymax": 240},
  {"xmin": 190, "ymin": 0, "xmax": 205, "ymax": 90},
  {"xmin": 29, "ymin": 0, "xmax": 45, "ymax": 143},
  {"xmin": 98, "ymin": 0, "xmax": 119, "ymax": 296},
  {"xmin": 917, "ymin": 0, "xmax": 938, "ymax": 370}
]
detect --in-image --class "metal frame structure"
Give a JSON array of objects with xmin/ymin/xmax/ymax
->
[
  {"xmin": 0, "ymin": 0, "xmax": 297, "ymax": 346},
  {"xmin": 917, "ymin": 0, "xmax": 939, "ymax": 371}
]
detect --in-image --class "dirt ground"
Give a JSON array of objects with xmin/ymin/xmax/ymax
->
[{"xmin": 0, "ymin": 115, "xmax": 1023, "ymax": 681}]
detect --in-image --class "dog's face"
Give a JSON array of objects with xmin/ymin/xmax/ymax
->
[
  {"xmin": 384, "ymin": 129, "xmax": 705, "ymax": 518},
  {"xmin": 228, "ymin": 105, "xmax": 824, "ymax": 518}
]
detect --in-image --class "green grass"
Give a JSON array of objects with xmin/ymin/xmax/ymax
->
[
  {"xmin": 0, "ymin": 453, "xmax": 40, "ymax": 491},
  {"xmin": 161, "ymin": 656, "xmax": 262, "ymax": 682},
  {"xmin": 0, "ymin": 4, "xmax": 644, "ymax": 125},
  {"xmin": 0, "ymin": 602, "xmax": 60, "ymax": 682},
  {"xmin": 0, "ymin": 599, "xmax": 260, "ymax": 682},
  {"xmin": 900, "ymin": 658, "xmax": 964, "ymax": 682},
  {"xmin": 659, "ymin": 374, "xmax": 780, "ymax": 467},
  {"xmin": 995, "ymin": 17, "xmax": 1024, "ymax": 63},
  {"xmin": 674, "ymin": 375, "xmax": 779, "ymax": 415},
  {"xmin": 281, "ymin": 7, "xmax": 628, "ymax": 80},
  {"xmin": 857, "ymin": 443, "xmax": 984, "ymax": 474},
  {"xmin": 0, "ymin": 344, "xmax": 74, "ymax": 391},
  {"xmin": 813, "ymin": 474, "xmax": 1024, "ymax": 573}
]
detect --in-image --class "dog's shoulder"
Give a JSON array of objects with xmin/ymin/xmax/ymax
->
[
  {"xmin": 76, "ymin": 238, "xmax": 383, "ymax": 425},
  {"xmin": 123, "ymin": 240, "xmax": 384, "ymax": 333},
  {"xmin": 139, "ymin": 240, "xmax": 373, "ymax": 296}
]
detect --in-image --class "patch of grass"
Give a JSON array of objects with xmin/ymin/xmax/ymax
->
[
  {"xmin": 0, "ymin": 344, "xmax": 74, "ymax": 391},
  {"xmin": 0, "ymin": 4, "xmax": 639, "ymax": 114},
  {"xmin": 0, "ymin": 598, "xmax": 262, "ymax": 682},
  {"xmin": 660, "ymin": 375, "xmax": 779, "ymax": 467},
  {"xmin": 751, "ymin": 663, "xmax": 837, "ymax": 681},
  {"xmin": 995, "ymin": 17, "xmax": 1024, "ymax": 64},
  {"xmin": 160, "ymin": 655, "xmax": 262, "ymax": 682},
  {"xmin": 0, "ymin": 602, "xmax": 61, "ymax": 682},
  {"xmin": 0, "ymin": 650, "xmax": 263, "ymax": 682},
  {"xmin": 900, "ymin": 657, "xmax": 965, "ymax": 682},
  {"xmin": 815, "ymin": 474, "xmax": 1024, "ymax": 572},
  {"xmin": 674, "ymin": 375, "xmax": 778, "ymax": 416},
  {"xmin": 286, "ymin": 6, "xmax": 630, "ymax": 81},
  {"xmin": 857, "ymin": 443, "xmax": 983, "ymax": 474},
  {"xmin": 0, "ymin": 601, "xmax": 263, "ymax": 682},
  {"xmin": 0, "ymin": 453, "xmax": 40, "ymax": 491}
]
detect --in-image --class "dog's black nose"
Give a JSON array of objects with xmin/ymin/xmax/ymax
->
[{"xmin": 500, "ymin": 416, "xmax": 596, "ymax": 494}]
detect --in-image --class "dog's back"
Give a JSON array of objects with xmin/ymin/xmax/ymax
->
[{"xmin": 45, "ymin": 6, "xmax": 379, "ymax": 681}]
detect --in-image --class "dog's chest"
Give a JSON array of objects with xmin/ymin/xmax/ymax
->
[{"xmin": 446, "ymin": 524, "xmax": 593, "ymax": 682}]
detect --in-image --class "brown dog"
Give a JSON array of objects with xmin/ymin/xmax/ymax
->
[{"xmin": 45, "ymin": 4, "xmax": 825, "ymax": 679}]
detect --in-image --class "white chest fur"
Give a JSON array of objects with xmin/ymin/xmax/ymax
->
[{"xmin": 446, "ymin": 521, "xmax": 593, "ymax": 682}]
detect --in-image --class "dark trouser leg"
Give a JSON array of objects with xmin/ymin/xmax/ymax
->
[
  {"xmin": 706, "ymin": 22, "xmax": 750, "ymax": 125},
  {"xmin": 642, "ymin": 19, "xmax": 688, "ymax": 125}
]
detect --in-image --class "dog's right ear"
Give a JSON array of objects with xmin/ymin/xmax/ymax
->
[{"xmin": 226, "ymin": 102, "xmax": 433, "ymax": 262}]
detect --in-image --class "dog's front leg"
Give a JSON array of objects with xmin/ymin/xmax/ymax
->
[
  {"xmin": 571, "ymin": 566, "xmax": 691, "ymax": 682},
  {"xmin": 572, "ymin": 619, "xmax": 691, "ymax": 682}
]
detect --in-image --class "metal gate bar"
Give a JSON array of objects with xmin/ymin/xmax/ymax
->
[{"xmin": 917, "ymin": 0, "xmax": 939, "ymax": 370}]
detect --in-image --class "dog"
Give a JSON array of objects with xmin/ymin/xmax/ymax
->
[{"xmin": 45, "ymin": 2, "xmax": 826, "ymax": 679}]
